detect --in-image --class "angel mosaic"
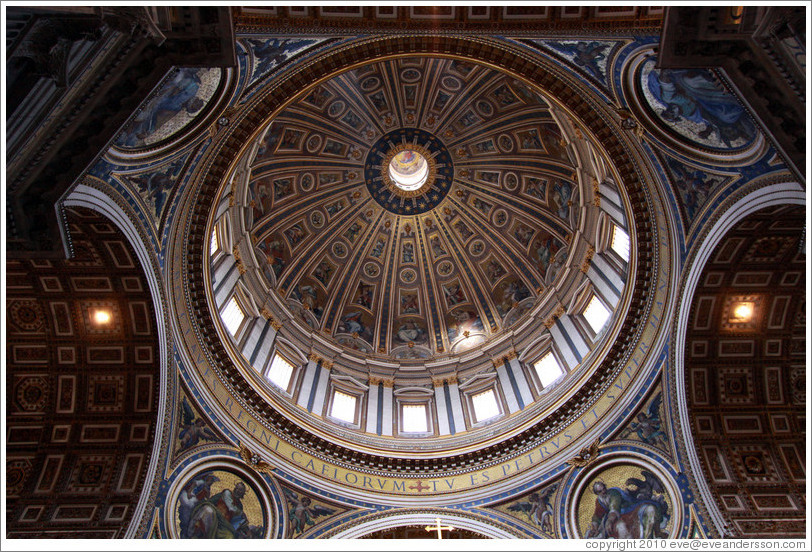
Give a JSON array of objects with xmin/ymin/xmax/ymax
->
[
  {"xmin": 283, "ymin": 487, "xmax": 336, "ymax": 537},
  {"xmin": 337, "ymin": 311, "xmax": 373, "ymax": 343},
  {"xmin": 433, "ymin": 90, "xmax": 451, "ymax": 111},
  {"xmin": 291, "ymin": 283, "xmax": 323, "ymax": 319},
  {"xmin": 117, "ymin": 68, "xmax": 215, "ymax": 148},
  {"xmin": 507, "ymin": 484, "xmax": 557, "ymax": 535},
  {"xmin": 279, "ymin": 128, "xmax": 303, "ymax": 149},
  {"xmin": 244, "ymin": 37, "xmax": 321, "ymax": 83},
  {"xmin": 457, "ymin": 110, "xmax": 479, "ymax": 129},
  {"xmin": 497, "ymin": 279, "xmax": 531, "ymax": 316},
  {"xmin": 518, "ymin": 129, "xmax": 543, "ymax": 150},
  {"xmin": 474, "ymin": 140, "xmax": 496, "ymax": 154},
  {"xmin": 454, "ymin": 220, "xmax": 473, "ymax": 241},
  {"xmin": 250, "ymin": 181, "xmax": 272, "ymax": 220},
  {"xmin": 369, "ymin": 90, "xmax": 387, "ymax": 112},
  {"xmin": 668, "ymin": 160, "xmax": 723, "ymax": 222},
  {"xmin": 369, "ymin": 238, "xmax": 386, "ymax": 259},
  {"xmin": 492, "ymin": 83, "xmax": 519, "ymax": 107},
  {"xmin": 343, "ymin": 222, "xmax": 363, "ymax": 243},
  {"xmin": 513, "ymin": 223, "xmax": 535, "ymax": 248},
  {"xmin": 446, "ymin": 309, "xmax": 484, "ymax": 342},
  {"xmin": 283, "ymin": 223, "xmax": 306, "ymax": 248},
  {"xmin": 472, "ymin": 172, "xmax": 495, "ymax": 186},
  {"xmin": 443, "ymin": 282, "xmax": 466, "ymax": 307},
  {"xmin": 430, "ymin": 236, "xmax": 447, "ymax": 258},
  {"xmin": 619, "ymin": 392, "xmax": 667, "ymax": 448},
  {"xmin": 524, "ymin": 177, "xmax": 547, "ymax": 201},
  {"xmin": 258, "ymin": 237, "xmax": 287, "ymax": 278},
  {"xmin": 125, "ymin": 158, "xmax": 184, "ymax": 222},
  {"xmin": 534, "ymin": 233, "xmax": 563, "ymax": 273},
  {"xmin": 325, "ymin": 200, "xmax": 345, "ymax": 217},
  {"xmin": 473, "ymin": 197, "xmax": 492, "ymax": 215},
  {"xmin": 551, "ymin": 180, "xmax": 573, "ymax": 220},
  {"xmin": 273, "ymin": 178, "xmax": 293, "ymax": 200},
  {"xmin": 353, "ymin": 282, "xmax": 374, "ymax": 309},
  {"xmin": 394, "ymin": 320, "xmax": 428, "ymax": 345},
  {"xmin": 400, "ymin": 292, "xmax": 420, "ymax": 315},
  {"xmin": 402, "ymin": 242, "xmax": 415, "ymax": 263},
  {"xmin": 485, "ymin": 259, "xmax": 507, "ymax": 283},
  {"xmin": 177, "ymin": 396, "xmax": 218, "ymax": 451},
  {"xmin": 546, "ymin": 41, "xmax": 609, "ymax": 81}
]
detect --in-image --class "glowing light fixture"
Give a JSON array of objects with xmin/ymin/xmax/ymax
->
[
  {"xmin": 731, "ymin": 302, "xmax": 754, "ymax": 322},
  {"xmin": 93, "ymin": 310, "xmax": 112, "ymax": 324}
]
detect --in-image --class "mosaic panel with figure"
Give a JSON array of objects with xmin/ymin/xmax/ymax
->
[{"xmin": 174, "ymin": 468, "xmax": 266, "ymax": 538}]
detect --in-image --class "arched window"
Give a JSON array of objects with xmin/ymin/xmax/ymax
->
[
  {"xmin": 534, "ymin": 351, "xmax": 565, "ymax": 388},
  {"xmin": 221, "ymin": 296, "xmax": 246, "ymax": 336},
  {"xmin": 401, "ymin": 403, "xmax": 429, "ymax": 433},
  {"xmin": 329, "ymin": 390, "xmax": 358, "ymax": 424},
  {"xmin": 610, "ymin": 224, "xmax": 630, "ymax": 262},
  {"xmin": 471, "ymin": 389, "xmax": 500, "ymax": 423},
  {"xmin": 210, "ymin": 227, "xmax": 220, "ymax": 256},
  {"xmin": 583, "ymin": 294, "xmax": 611, "ymax": 334},
  {"xmin": 266, "ymin": 353, "xmax": 294, "ymax": 391}
]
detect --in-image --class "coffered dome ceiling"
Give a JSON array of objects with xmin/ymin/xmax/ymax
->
[
  {"xmin": 194, "ymin": 48, "xmax": 646, "ymax": 459},
  {"xmin": 241, "ymin": 57, "xmax": 610, "ymax": 362},
  {"xmin": 178, "ymin": 34, "xmax": 671, "ymax": 482}
]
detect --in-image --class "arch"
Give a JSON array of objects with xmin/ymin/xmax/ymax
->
[
  {"xmin": 671, "ymin": 180, "xmax": 805, "ymax": 536},
  {"xmin": 328, "ymin": 509, "xmax": 522, "ymax": 539},
  {"xmin": 60, "ymin": 182, "xmax": 172, "ymax": 538}
]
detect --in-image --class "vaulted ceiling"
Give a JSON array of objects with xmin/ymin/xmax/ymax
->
[
  {"xmin": 685, "ymin": 204, "xmax": 805, "ymax": 538},
  {"xmin": 6, "ymin": 207, "xmax": 161, "ymax": 537}
]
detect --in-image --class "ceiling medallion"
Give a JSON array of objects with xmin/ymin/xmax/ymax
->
[{"xmin": 365, "ymin": 128, "xmax": 453, "ymax": 215}]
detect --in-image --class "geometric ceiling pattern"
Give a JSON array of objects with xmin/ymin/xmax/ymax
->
[
  {"xmin": 245, "ymin": 56, "xmax": 586, "ymax": 359},
  {"xmin": 185, "ymin": 32, "xmax": 668, "ymax": 489},
  {"xmin": 685, "ymin": 204, "xmax": 805, "ymax": 538},
  {"xmin": 5, "ymin": 207, "xmax": 161, "ymax": 538}
]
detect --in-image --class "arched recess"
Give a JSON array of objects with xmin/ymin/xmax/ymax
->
[
  {"xmin": 326, "ymin": 509, "xmax": 523, "ymax": 539},
  {"xmin": 671, "ymin": 181, "xmax": 805, "ymax": 537},
  {"xmin": 60, "ymin": 182, "xmax": 172, "ymax": 537}
]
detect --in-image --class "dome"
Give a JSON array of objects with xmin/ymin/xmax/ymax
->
[
  {"xmin": 206, "ymin": 53, "xmax": 636, "ymax": 452},
  {"xmin": 245, "ymin": 57, "xmax": 587, "ymax": 360}
]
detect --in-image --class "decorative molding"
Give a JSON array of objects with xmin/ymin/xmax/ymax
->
[
  {"xmin": 580, "ymin": 247, "xmax": 595, "ymax": 274},
  {"xmin": 544, "ymin": 304, "xmax": 567, "ymax": 328},
  {"xmin": 239, "ymin": 443, "xmax": 275, "ymax": 476},
  {"xmin": 567, "ymin": 438, "xmax": 601, "ymax": 467}
]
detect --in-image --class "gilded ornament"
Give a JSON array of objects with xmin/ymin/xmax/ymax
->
[
  {"xmin": 239, "ymin": 443, "xmax": 276, "ymax": 475},
  {"xmin": 567, "ymin": 438, "xmax": 601, "ymax": 467}
]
